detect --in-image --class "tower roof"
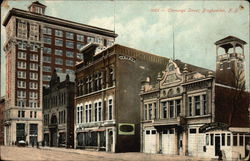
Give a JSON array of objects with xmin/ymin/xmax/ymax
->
[
  {"xmin": 215, "ymin": 36, "xmax": 247, "ymax": 45},
  {"xmin": 28, "ymin": 1, "xmax": 46, "ymax": 8}
]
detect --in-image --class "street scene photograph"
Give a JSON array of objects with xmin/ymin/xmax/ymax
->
[{"xmin": 0, "ymin": 0, "xmax": 249, "ymax": 160}]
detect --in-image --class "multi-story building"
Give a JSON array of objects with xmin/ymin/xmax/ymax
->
[
  {"xmin": 75, "ymin": 43, "xmax": 168, "ymax": 152},
  {"xmin": 2, "ymin": 1, "xmax": 117, "ymax": 146},
  {"xmin": 140, "ymin": 36, "xmax": 250, "ymax": 160},
  {"xmin": 43, "ymin": 71, "xmax": 75, "ymax": 148},
  {"xmin": 0, "ymin": 97, "xmax": 5, "ymax": 145}
]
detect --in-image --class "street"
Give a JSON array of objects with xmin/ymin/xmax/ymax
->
[{"xmin": 0, "ymin": 146, "xmax": 211, "ymax": 161}]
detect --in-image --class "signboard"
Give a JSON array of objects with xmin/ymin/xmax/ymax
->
[
  {"xmin": 118, "ymin": 55, "xmax": 136, "ymax": 63},
  {"xmin": 199, "ymin": 122, "xmax": 229, "ymax": 133},
  {"xmin": 118, "ymin": 123, "xmax": 135, "ymax": 135}
]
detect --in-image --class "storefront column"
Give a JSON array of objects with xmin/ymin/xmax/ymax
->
[
  {"xmin": 97, "ymin": 132, "xmax": 100, "ymax": 150},
  {"xmin": 174, "ymin": 129, "xmax": 178, "ymax": 155}
]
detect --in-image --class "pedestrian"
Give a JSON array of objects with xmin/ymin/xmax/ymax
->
[{"xmin": 218, "ymin": 150, "xmax": 223, "ymax": 160}]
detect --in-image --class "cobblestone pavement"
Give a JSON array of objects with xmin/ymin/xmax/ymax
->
[{"xmin": 0, "ymin": 146, "xmax": 216, "ymax": 161}]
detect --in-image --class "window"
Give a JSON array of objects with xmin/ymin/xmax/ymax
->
[
  {"xmin": 17, "ymin": 80, "xmax": 26, "ymax": 88},
  {"xmin": 203, "ymin": 94, "xmax": 207, "ymax": 115},
  {"xmin": 30, "ymin": 111, "xmax": 33, "ymax": 118},
  {"xmin": 43, "ymin": 75, "xmax": 51, "ymax": 81},
  {"xmin": 30, "ymin": 72, "xmax": 38, "ymax": 80},
  {"xmin": 148, "ymin": 104, "xmax": 152, "ymax": 120},
  {"xmin": 22, "ymin": 111, "xmax": 25, "ymax": 118},
  {"xmin": 107, "ymin": 40, "xmax": 114, "ymax": 47},
  {"xmin": 43, "ymin": 36, "xmax": 51, "ymax": 44},
  {"xmin": 87, "ymin": 36, "xmax": 94, "ymax": 43},
  {"xmin": 66, "ymin": 60, "xmax": 74, "ymax": 66},
  {"xmin": 29, "ymin": 82, "xmax": 38, "ymax": 89},
  {"xmin": 239, "ymin": 134, "xmax": 243, "ymax": 146},
  {"xmin": 55, "ymin": 58, "xmax": 63, "ymax": 65},
  {"xmin": 108, "ymin": 99, "xmax": 113, "ymax": 120},
  {"xmin": 66, "ymin": 40, "xmax": 74, "ymax": 48},
  {"xmin": 66, "ymin": 32, "xmax": 74, "ymax": 39},
  {"xmin": 169, "ymin": 101, "xmax": 174, "ymax": 118},
  {"xmin": 220, "ymin": 63, "xmax": 223, "ymax": 70},
  {"xmin": 222, "ymin": 133, "xmax": 225, "ymax": 146},
  {"xmin": 176, "ymin": 100, "xmax": 181, "ymax": 116},
  {"xmin": 77, "ymin": 53, "xmax": 83, "ymax": 59},
  {"xmin": 94, "ymin": 103, "xmax": 98, "ymax": 122},
  {"xmin": 233, "ymin": 134, "xmax": 238, "ymax": 146},
  {"xmin": 77, "ymin": 43, "xmax": 84, "ymax": 50},
  {"xmin": 66, "ymin": 69, "xmax": 74, "ymax": 74},
  {"xmin": 146, "ymin": 130, "xmax": 150, "ymax": 135},
  {"xmin": 194, "ymin": 96, "xmax": 201, "ymax": 116},
  {"xmin": 55, "ymin": 39, "xmax": 63, "ymax": 46},
  {"xmin": 30, "ymin": 54, "xmax": 38, "ymax": 61},
  {"xmin": 18, "ymin": 42, "xmax": 27, "ymax": 50},
  {"xmin": 206, "ymin": 134, "xmax": 209, "ymax": 145},
  {"xmin": 17, "ymin": 100, "xmax": 25, "ymax": 107},
  {"xmin": 151, "ymin": 130, "xmax": 156, "ymax": 134},
  {"xmin": 17, "ymin": 71, "xmax": 26, "ymax": 79},
  {"xmin": 18, "ymin": 52, "xmax": 26, "ymax": 60},
  {"xmin": 188, "ymin": 97, "xmax": 192, "ymax": 116},
  {"xmin": 89, "ymin": 104, "xmax": 92, "ymax": 122},
  {"xmin": 43, "ymin": 27, "xmax": 52, "ymax": 35},
  {"xmin": 144, "ymin": 104, "xmax": 147, "ymax": 120},
  {"xmin": 17, "ymin": 61, "xmax": 26, "ymax": 69},
  {"xmin": 17, "ymin": 90, "xmax": 26, "ymax": 98},
  {"xmin": 29, "ymin": 100, "xmax": 38, "ymax": 108},
  {"xmin": 55, "ymin": 49, "xmax": 63, "ymax": 56},
  {"xmin": 29, "ymin": 92, "xmax": 38, "ymax": 99},
  {"xmin": 162, "ymin": 102, "xmax": 167, "ymax": 118},
  {"xmin": 30, "ymin": 63, "xmax": 38, "ymax": 71},
  {"xmin": 66, "ymin": 51, "xmax": 74, "ymax": 58},
  {"xmin": 77, "ymin": 35, "xmax": 84, "ymax": 41},
  {"xmin": 154, "ymin": 103, "xmax": 157, "ymax": 119},
  {"xmin": 85, "ymin": 104, "xmax": 88, "ymax": 122},
  {"xmin": 30, "ymin": 43, "xmax": 38, "ymax": 52},
  {"xmin": 55, "ymin": 67, "xmax": 63, "ymax": 73},
  {"xmin": 98, "ymin": 102, "xmax": 102, "ymax": 121},
  {"xmin": 227, "ymin": 134, "xmax": 231, "ymax": 146},
  {"xmin": 43, "ymin": 47, "xmax": 51, "ymax": 54},
  {"xmin": 55, "ymin": 30, "xmax": 63, "ymax": 37},
  {"xmin": 189, "ymin": 129, "xmax": 197, "ymax": 134},
  {"xmin": 210, "ymin": 134, "xmax": 214, "ymax": 145},
  {"xmin": 95, "ymin": 37, "xmax": 103, "ymax": 45},
  {"xmin": 43, "ymin": 66, "xmax": 51, "ymax": 72}
]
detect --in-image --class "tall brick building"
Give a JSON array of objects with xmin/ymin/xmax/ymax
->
[{"xmin": 2, "ymin": 1, "xmax": 117, "ymax": 145}]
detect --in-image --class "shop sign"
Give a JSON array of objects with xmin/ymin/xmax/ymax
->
[
  {"xmin": 199, "ymin": 122, "xmax": 229, "ymax": 133},
  {"xmin": 118, "ymin": 123, "xmax": 135, "ymax": 135}
]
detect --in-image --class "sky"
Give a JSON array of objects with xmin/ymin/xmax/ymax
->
[{"xmin": 1, "ymin": 0, "xmax": 249, "ymax": 96}]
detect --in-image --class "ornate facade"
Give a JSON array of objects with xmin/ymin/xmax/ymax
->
[
  {"xmin": 43, "ymin": 71, "xmax": 75, "ymax": 148},
  {"xmin": 140, "ymin": 36, "xmax": 249, "ymax": 160}
]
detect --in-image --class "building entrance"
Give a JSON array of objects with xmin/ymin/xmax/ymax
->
[{"xmin": 215, "ymin": 136, "xmax": 221, "ymax": 156}]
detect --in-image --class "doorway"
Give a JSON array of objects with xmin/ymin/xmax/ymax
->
[
  {"xmin": 108, "ymin": 131, "xmax": 113, "ymax": 152},
  {"xmin": 215, "ymin": 136, "xmax": 221, "ymax": 156}
]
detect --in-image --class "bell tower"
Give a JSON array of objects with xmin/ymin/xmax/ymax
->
[
  {"xmin": 28, "ymin": 1, "xmax": 46, "ymax": 15},
  {"xmin": 215, "ymin": 36, "xmax": 247, "ymax": 89}
]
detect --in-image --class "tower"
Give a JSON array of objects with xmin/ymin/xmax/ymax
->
[
  {"xmin": 215, "ymin": 36, "xmax": 247, "ymax": 89},
  {"xmin": 28, "ymin": 1, "xmax": 47, "ymax": 15}
]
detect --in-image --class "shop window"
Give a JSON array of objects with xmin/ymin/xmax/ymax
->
[
  {"xmin": 222, "ymin": 133, "xmax": 225, "ymax": 146},
  {"xmin": 210, "ymin": 134, "xmax": 214, "ymax": 145},
  {"xmin": 151, "ymin": 130, "xmax": 156, "ymax": 134},
  {"xmin": 233, "ymin": 134, "xmax": 238, "ymax": 146},
  {"xmin": 189, "ymin": 129, "xmax": 196, "ymax": 134},
  {"xmin": 227, "ymin": 134, "xmax": 231, "ymax": 146}
]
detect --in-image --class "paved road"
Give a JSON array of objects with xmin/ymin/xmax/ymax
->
[{"xmin": 0, "ymin": 146, "xmax": 213, "ymax": 161}]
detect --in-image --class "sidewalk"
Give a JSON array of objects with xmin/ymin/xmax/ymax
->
[{"xmin": 39, "ymin": 146, "xmax": 215, "ymax": 161}]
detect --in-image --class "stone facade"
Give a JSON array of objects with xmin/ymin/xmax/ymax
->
[{"xmin": 43, "ymin": 71, "xmax": 75, "ymax": 148}]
